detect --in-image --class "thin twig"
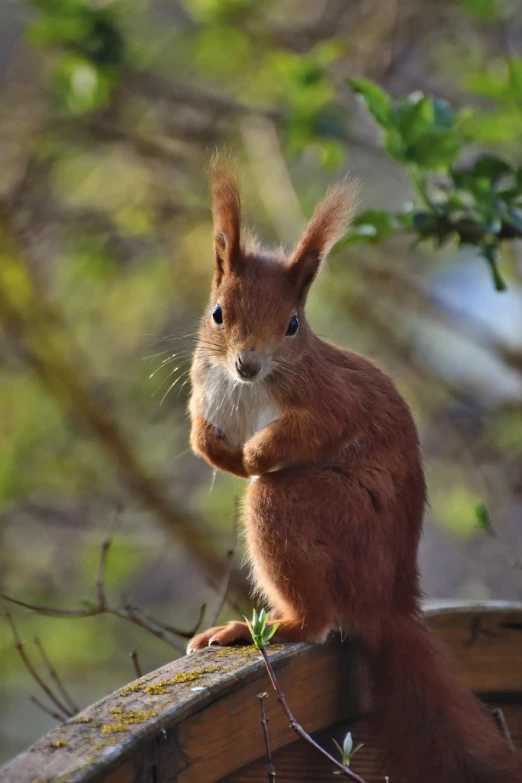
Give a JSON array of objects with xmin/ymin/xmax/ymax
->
[
  {"xmin": 0, "ymin": 593, "xmax": 102, "ymax": 618},
  {"xmin": 260, "ymin": 647, "xmax": 367, "ymax": 783},
  {"xmin": 3, "ymin": 611, "xmax": 72, "ymax": 719},
  {"xmin": 29, "ymin": 696, "xmax": 65, "ymax": 723},
  {"xmin": 106, "ymin": 605, "xmax": 186, "ymax": 654},
  {"xmin": 0, "ymin": 514, "xmax": 207, "ymax": 655},
  {"xmin": 97, "ymin": 508, "xmax": 122, "ymax": 608},
  {"xmin": 492, "ymin": 708, "xmax": 514, "ymax": 751},
  {"xmin": 206, "ymin": 550, "xmax": 234, "ymax": 628},
  {"xmin": 130, "ymin": 650, "xmax": 142, "ymax": 678},
  {"xmin": 1, "ymin": 592, "xmax": 186, "ymax": 654},
  {"xmin": 258, "ymin": 692, "xmax": 276, "ymax": 782},
  {"xmin": 129, "ymin": 601, "xmax": 207, "ymax": 640},
  {"xmin": 34, "ymin": 637, "xmax": 78, "ymax": 714}
]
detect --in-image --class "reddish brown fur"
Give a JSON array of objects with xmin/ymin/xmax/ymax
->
[{"xmin": 187, "ymin": 156, "xmax": 522, "ymax": 782}]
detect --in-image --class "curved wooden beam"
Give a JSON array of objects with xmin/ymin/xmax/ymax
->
[{"xmin": 1, "ymin": 601, "xmax": 521, "ymax": 783}]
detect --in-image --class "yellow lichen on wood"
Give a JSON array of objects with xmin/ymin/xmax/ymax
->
[
  {"xmin": 144, "ymin": 666, "xmax": 220, "ymax": 695},
  {"xmin": 119, "ymin": 683, "xmax": 142, "ymax": 697},
  {"xmin": 145, "ymin": 680, "xmax": 169, "ymax": 695},
  {"xmin": 107, "ymin": 708, "xmax": 157, "ymax": 724},
  {"xmin": 49, "ymin": 741, "xmax": 68, "ymax": 748},
  {"xmin": 72, "ymin": 716, "xmax": 92, "ymax": 724},
  {"xmin": 101, "ymin": 723, "xmax": 128, "ymax": 734},
  {"xmin": 167, "ymin": 666, "xmax": 219, "ymax": 684}
]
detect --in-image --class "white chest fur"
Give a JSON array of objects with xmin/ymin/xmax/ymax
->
[{"xmin": 202, "ymin": 364, "xmax": 281, "ymax": 449}]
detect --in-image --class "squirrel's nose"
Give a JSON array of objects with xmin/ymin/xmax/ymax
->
[{"xmin": 235, "ymin": 352, "xmax": 261, "ymax": 379}]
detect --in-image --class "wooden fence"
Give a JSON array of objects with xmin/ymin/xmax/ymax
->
[{"xmin": 1, "ymin": 601, "xmax": 521, "ymax": 782}]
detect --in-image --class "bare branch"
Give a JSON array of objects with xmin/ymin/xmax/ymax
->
[
  {"xmin": 113, "ymin": 604, "xmax": 185, "ymax": 653},
  {"xmin": 257, "ymin": 692, "xmax": 276, "ymax": 783},
  {"xmin": 3, "ymin": 611, "xmax": 72, "ymax": 719},
  {"xmin": 29, "ymin": 696, "xmax": 65, "ymax": 723},
  {"xmin": 1, "ymin": 591, "xmax": 186, "ymax": 654},
  {"xmin": 205, "ymin": 550, "xmax": 234, "ymax": 629},
  {"xmin": 130, "ymin": 650, "xmax": 142, "ymax": 679},
  {"xmin": 34, "ymin": 637, "xmax": 78, "ymax": 715},
  {"xmin": 260, "ymin": 646, "xmax": 367, "ymax": 783},
  {"xmin": 2, "ymin": 520, "xmax": 189, "ymax": 656},
  {"xmin": 0, "ymin": 594, "xmax": 102, "ymax": 619},
  {"xmin": 97, "ymin": 508, "xmax": 122, "ymax": 608},
  {"xmin": 120, "ymin": 600, "xmax": 206, "ymax": 642}
]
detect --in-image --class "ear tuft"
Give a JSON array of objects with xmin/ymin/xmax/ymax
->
[
  {"xmin": 209, "ymin": 151, "xmax": 242, "ymax": 284},
  {"xmin": 288, "ymin": 181, "xmax": 357, "ymax": 297}
]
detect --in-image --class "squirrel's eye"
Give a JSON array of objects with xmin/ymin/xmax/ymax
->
[
  {"xmin": 212, "ymin": 304, "xmax": 223, "ymax": 325},
  {"xmin": 286, "ymin": 314, "xmax": 299, "ymax": 336}
]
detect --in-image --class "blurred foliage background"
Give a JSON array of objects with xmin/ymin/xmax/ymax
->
[{"xmin": 1, "ymin": 0, "xmax": 522, "ymax": 764}]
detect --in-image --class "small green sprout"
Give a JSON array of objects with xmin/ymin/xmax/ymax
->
[
  {"xmin": 332, "ymin": 732, "xmax": 364, "ymax": 773},
  {"xmin": 245, "ymin": 608, "xmax": 279, "ymax": 649}
]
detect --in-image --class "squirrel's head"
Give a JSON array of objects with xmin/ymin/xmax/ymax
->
[{"xmin": 200, "ymin": 152, "xmax": 355, "ymax": 385}]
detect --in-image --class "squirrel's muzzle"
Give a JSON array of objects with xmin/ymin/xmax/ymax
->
[{"xmin": 235, "ymin": 351, "xmax": 262, "ymax": 380}]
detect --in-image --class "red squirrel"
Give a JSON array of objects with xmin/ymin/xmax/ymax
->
[{"xmin": 187, "ymin": 154, "xmax": 522, "ymax": 782}]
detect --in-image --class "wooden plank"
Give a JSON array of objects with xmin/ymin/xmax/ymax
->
[
  {"xmin": 0, "ymin": 601, "xmax": 520, "ymax": 783},
  {"xmin": 169, "ymin": 642, "xmax": 360, "ymax": 783},
  {"xmin": 224, "ymin": 699, "xmax": 522, "ymax": 783},
  {"xmin": 424, "ymin": 604, "xmax": 522, "ymax": 692}
]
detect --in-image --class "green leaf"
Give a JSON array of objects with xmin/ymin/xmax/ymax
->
[
  {"xmin": 349, "ymin": 77, "xmax": 393, "ymax": 128},
  {"xmin": 27, "ymin": 15, "xmax": 91, "ymax": 48},
  {"xmin": 471, "ymin": 155, "xmax": 512, "ymax": 184},
  {"xmin": 264, "ymin": 623, "xmax": 279, "ymax": 642},
  {"xmin": 393, "ymin": 93, "xmax": 434, "ymax": 146},
  {"xmin": 332, "ymin": 739, "xmax": 343, "ymax": 758},
  {"xmin": 474, "ymin": 502, "xmax": 495, "ymax": 536},
  {"xmin": 432, "ymin": 98, "xmax": 457, "ymax": 130},
  {"xmin": 343, "ymin": 732, "xmax": 353, "ymax": 756},
  {"xmin": 52, "ymin": 54, "xmax": 114, "ymax": 115},
  {"xmin": 404, "ymin": 128, "xmax": 463, "ymax": 170}
]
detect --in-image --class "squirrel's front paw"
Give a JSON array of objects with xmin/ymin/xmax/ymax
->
[
  {"xmin": 244, "ymin": 442, "xmax": 286, "ymax": 475},
  {"xmin": 242, "ymin": 443, "xmax": 264, "ymax": 475},
  {"xmin": 187, "ymin": 621, "xmax": 252, "ymax": 653}
]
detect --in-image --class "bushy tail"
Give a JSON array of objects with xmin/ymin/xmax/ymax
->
[{"xmin": 364, "ymin": 615, "xmax": 522, "ymax": 783}]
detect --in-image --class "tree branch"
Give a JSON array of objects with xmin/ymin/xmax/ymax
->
[
  {"xmin": 3, "ymin": 611, "xmax": 73, "ymax": 720},
  {"xmin": 29, "ymin": 696, "xmax": 65, "ymax": 723},
  {"xmin": 33, "ymin": 637, "xmax": 78, "ymax": 715},
  {"xmin": 130, "ymin": 650, "xmax": 142, "ymax": 679},
  {"xmin": 257, "ymin": 692, "xmax": 276, "ymax": 783},
  {"xmin": 259, "ymin": 646, "xmax": 367, "ymax": 782},
  {"xmin": 0, "ymin": 518, "xmax": 207, "ymax": 655}
]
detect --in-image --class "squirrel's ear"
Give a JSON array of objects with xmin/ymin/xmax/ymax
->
[
  {"xmin": 209, "ymin": 152, "xmax": 242, "ymax": 285},
  {"xmin": 287, "ymin": 182, "xmax": 356, "ymax": 299}
]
